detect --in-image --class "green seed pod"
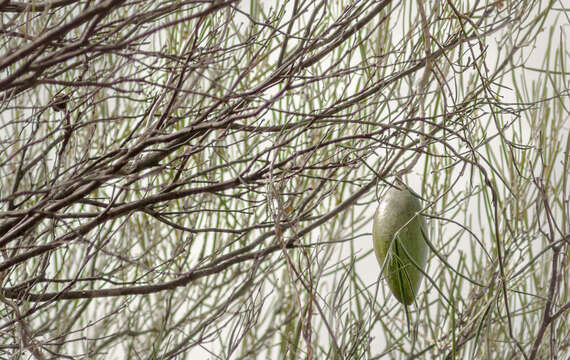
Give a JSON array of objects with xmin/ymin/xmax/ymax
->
[{"xmin": 373, "ymin": 187, "xmax": 428, "ymax": 305}]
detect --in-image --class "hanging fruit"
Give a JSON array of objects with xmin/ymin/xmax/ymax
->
[{"xmin": 373, "ymin": 186, "xmax": 429, "ymax": 305}]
